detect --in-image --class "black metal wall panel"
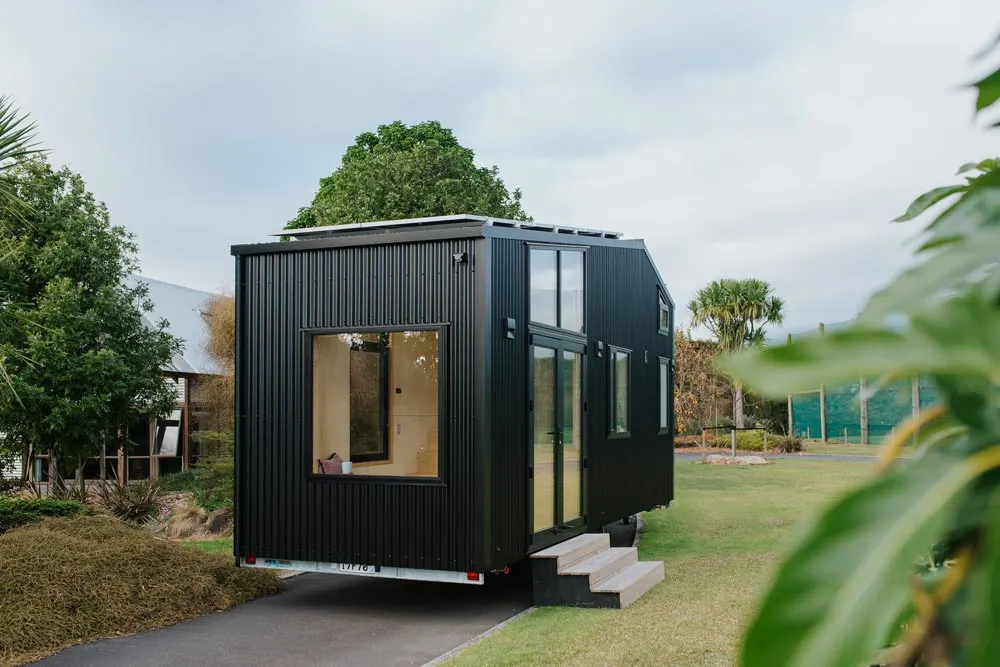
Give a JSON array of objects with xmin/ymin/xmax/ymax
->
[
  {"xmin": 235, "ymin": 238, "xmax": 482, "ymax": 573},
  {"xmin": 486, "ymin": 236, "xmax": 674, "ymax": 569},
  {"xmin": 486, "ymin": 238, "xmax": 529, "ymax": 568}
]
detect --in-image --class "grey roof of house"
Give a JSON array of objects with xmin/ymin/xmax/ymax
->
[{"xmin": 127, "ymin": 275, "xmax": 223, "ymax": 376}]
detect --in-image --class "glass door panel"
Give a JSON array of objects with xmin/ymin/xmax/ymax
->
[
  {"xmin": 561, "ymin": 350, "xmax": 583, "ymax": 522},
  {"xmin": 532, "ymin": 345, "xmax": 557, "ymax": 533}
]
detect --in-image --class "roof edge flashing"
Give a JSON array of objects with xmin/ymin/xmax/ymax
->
[{"xmin": 272, "ymin": 214, "xmax": 623, "ymax": 241}]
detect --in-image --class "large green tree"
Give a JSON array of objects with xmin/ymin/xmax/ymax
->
[
  {"xmin": 285, "ymin": 120, "xmax": 531, "ymax": 229},
  {"xmin": 0, "ymin": 158, "xmax": 181, "ymax": 485},
  {"xmin": 688, "ymin": 278, "xmax": 784, "ymax": 428}
]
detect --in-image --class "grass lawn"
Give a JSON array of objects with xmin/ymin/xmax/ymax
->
[
  {"xmin": 178, "ymin": 537, "xmax": 234, "ymax": 555},
  {"xmin": 444, "ymin": 459, "xmax": 872, "ymax": 667}
]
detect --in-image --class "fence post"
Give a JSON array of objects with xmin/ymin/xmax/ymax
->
[
  {"xmin": 818, "ymin": 322, "xmax": 828, "ymax": 442},
  {"xmin": 731, "ymin": 428, "xmax": 737, "ymax": 458},
  {"xmin": 844, "ymin": 427, "xmax": 848, "ymax": 443},
  {"xmin": 860, "ymin": 375, "xmax": 869, "ymax": 445},
  {"xmin": 786, "ymin": 333, "xmax": 794, "ymax": 437}
]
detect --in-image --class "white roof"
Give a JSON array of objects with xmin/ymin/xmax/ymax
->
[{"xmin": 127, "ymin": 275, "xmax": 223, "ymax": 376}]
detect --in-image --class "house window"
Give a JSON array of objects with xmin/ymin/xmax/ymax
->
[
  {"xmin": 312, "ymin": 330, "xmax": 440, "ymax": 477},
  {"xmin": 530, "ymin": 246, "xmax": 585, "ymax": 333},
  {"xmin": 658, "ymin": 358, "xmax": 670, "ymax": 434},
  {"xmin": 658, "ymin": 293, "xmax": 670, "ymax": 333},
  {"xmin": 154, "ymin": 409, "xmax": 183, "ymax": 456},
  {"xmin": 609, "ymin": 347, "xmax": 630, "ymax": 436}
]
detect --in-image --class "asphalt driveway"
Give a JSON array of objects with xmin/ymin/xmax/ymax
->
[{"xmin": 30, "ymin": 568, "xmax": 533, "ymax": 667}]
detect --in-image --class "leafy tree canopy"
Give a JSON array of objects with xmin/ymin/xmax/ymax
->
[
  {"xmin": 284, "ymin": 120, "xmax": 531, "ymax": 230},
  {"xmin": 0, "ymin": 158, "xmax": 181, "ymax": 477}
]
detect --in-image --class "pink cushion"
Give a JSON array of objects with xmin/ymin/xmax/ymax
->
[{"xmin": 318, "ymin": 454, "xmax": 343, "ymax": 474}]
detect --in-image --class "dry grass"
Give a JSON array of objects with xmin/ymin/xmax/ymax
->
[
  {"xmin": 444, "ymin": 459, "xmax": 871, "ymax": 667},
  {"xmin": 0, "ymin": 515, "xmax": 281, "ymax": 666}
]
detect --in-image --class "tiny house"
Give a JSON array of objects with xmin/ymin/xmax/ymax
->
[{"xmin": 232, "ymin": 214, "xmax": 674, "ymax": 587}]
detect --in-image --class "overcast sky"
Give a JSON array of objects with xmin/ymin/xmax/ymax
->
[{"xmin": 2, "ymin": 0, "xmax": 998, "ymax": 337}]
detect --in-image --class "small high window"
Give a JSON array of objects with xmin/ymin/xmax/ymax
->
[
  {"xmin": 530, "ymin": 246, "xmax": 585, "ymax": 333},
  {"xmin": 609, "ymin": 347, "xmax": 630, "ymax": 435},
  {"xmin": 658, "ymin": 293, "xmax": 670, "ymax": 333},
  {"xmin": 311, "ymin": 330, "xmax": 440, "ymax": 478}
]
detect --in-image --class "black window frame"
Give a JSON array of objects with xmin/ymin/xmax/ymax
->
[
  {"xmin": 657, "ymin": 290, "xmax": 670, "ymax": 334},
  {"xmin": 303, "ymin": 324, "xmax": 449, "ymax": 484},
  {"xmin": 528, "ymin": 244, "xmax": 586, "ymax": 335},
  {"xmin": 608, "ymin": 345, "xmax": 631, "ymax": 439}
]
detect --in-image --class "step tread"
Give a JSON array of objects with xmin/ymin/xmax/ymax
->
[
  {"xmin": 561, "ymin": 547, "xmax": 636, "ymax": 578},
  {"xmin": 592, "ymin": 560, "xmax": 663, "ymax": 593},
  {"xmin": 531, "ymin": 533, "xmax": 609, "ymax": 565}
]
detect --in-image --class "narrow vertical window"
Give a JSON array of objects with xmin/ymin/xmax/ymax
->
[
  {"xmin": 609, "ymin": 347, "xmax": 630, "ymax": 435},
  {"xmin": 658, "ymin": 358, "xmax": 670, "ymax": 433}
]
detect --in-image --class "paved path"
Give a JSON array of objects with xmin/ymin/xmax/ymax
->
[
  {"xmin": 31, "ymin": 569, "xmax": 533, "ymax": 667},
  {"xmin": 675, "ymin": 452, "xmax": 879, "ymax": 463}
]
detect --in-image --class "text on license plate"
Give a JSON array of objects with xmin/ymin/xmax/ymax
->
[{"xmin": 339, "ymin": 563, "xmax": 379, "ymax": 573}]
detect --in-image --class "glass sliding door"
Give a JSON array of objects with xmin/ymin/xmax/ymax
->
[
  {"xmin": 532, "ymin": 346, "xmax": 557, "ymax": 534},
  {"xmin": 530, "ymin": 335, "xmax": 586, "ymax": 547}
]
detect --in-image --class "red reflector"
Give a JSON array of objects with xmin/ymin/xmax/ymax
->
[
  {"xmin": 246, "ymin": 556, "xmax": 256, "ymax": 565},
  {"xmin": 467, "ymin": 572, "xmax": 480, "ymax": 581}
]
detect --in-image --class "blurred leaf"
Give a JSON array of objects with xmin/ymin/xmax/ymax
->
[
  {"xmin": 722, "ymin": 292, "xmax": 1000, "ymax": 397},
  {"xmin": 967, "ymin": 488, "xmax": 1000, "ymax": 666},
  {"xmin": 893, "ymin": 185, "xmax": 968, "ymax": 222},
  {"xmin": 740, "ymin": 448, "xmax": 980, "ymax": 667},
  {"xmin": 857, "ymin": 226, "xmax": 1000, "ymax": 324},
  {"xmin": 972, "ymin": 66, "xmax": 1000, "ymax": 112}
]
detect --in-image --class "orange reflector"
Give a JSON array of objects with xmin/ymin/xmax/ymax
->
[{"xmin": 467, "ymin": 572, "xmax": 480, "ymax": 581}]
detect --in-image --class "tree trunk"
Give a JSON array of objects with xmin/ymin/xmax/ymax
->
[
  {"xmin": 75, "ymin": 454, "xmax": 85, "ymax": 494},
  {"xmin": 733, "ymin": 382, "xmax": 746, "ymax": 429}
]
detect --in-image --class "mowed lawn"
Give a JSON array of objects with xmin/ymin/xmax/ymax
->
[{"xmin": 444, "ymin": 459, "xmax": 871, "ymax": 667}]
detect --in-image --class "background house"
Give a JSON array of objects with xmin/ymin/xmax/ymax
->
[{"xmin": 3, "ymin": 275, "xmax": 223, "ymax": 483}]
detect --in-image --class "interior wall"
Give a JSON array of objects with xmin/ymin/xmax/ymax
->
[
  {"xmin": 313, "ymin": 336, "xmax": 351, "ymax": 471},
  {"xmin": 356, "ymin": 332, "xmax": 439, "ymax": 477}
]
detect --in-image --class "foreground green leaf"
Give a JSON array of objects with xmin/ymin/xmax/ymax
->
[
  {"xmin": 740, "ymin": 448, "xmax": 987, "ymax": 667},
  {"xmin": 858, "ymin": 225, "xmax": 1000, "ymax": 324},
  {"xmin": 968, "ymin": 487, "xmax": 1000, "ymax": 666},
  {"xmin": 721, "ymin": 292, "xmax": 1000, "ymax": 396},
  {"xmin": 893, "ymin": 185, "xmax": 968, "ymax": 222},
  {"xmin": 973, "ymin": 67, "xmax": 1000, "ymax": 112}
]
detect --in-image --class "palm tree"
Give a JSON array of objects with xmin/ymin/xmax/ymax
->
[
  {"xmin": 0, "ymin": 95, "xmax": 46, "ymax": 399},
  {"xmin": 688, "ymin": 278, "xmax": 784, "ymax": 428}
]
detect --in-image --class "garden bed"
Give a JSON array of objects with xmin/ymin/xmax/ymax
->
[{"xmin": 0, "ymin": 515, "xmax": 280, "ymax": 667}]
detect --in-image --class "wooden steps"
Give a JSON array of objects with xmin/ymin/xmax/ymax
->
[{"xmin": 529, "ymin": 533, "xmax": 664, "ymax": 609}]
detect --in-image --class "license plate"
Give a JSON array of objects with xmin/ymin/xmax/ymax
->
[{"xmin": 339, "ymin": 563, "xmax": 378, "ymax": 574}]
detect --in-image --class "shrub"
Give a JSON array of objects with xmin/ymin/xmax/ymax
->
[
  {"xmin": 0, "ymin": 498, "xmax": 86, "ymax": 535},
  {"xmin": 193, "ymin": 456, "xmax": 234, "ymax": 512},
  {"xmin": 0, "ymin": 515, "xmax": 281, "ymax": 665},
  {"xmin": 711, "ymin": 430, "xmax": 768, "ymax": 452},
  {"xmin": 0, "ymin": 474, "xmax": 20, "ymax": 498},
  {"xmin": 772, "ymin": 435, "xmax": 804, "ymax": 453},
  {"xmin": 159, "ymin": 469, "xmax": 198, "ymax": 493},
  {"xmin": 94, "ymin": 478, "xmax": 162, "ymax": 523}
]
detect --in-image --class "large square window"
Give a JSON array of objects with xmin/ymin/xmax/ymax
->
[
  {"xmin": 312, "ymin": 330, "xmax": 440, "ymax": 478},
  {"xmin": 530, "ymin": 246, "xmax": 585, "ymax": 333},
  {"xmin": 609, "ymin": 347, "xmax": 630, "ymax": 435}
]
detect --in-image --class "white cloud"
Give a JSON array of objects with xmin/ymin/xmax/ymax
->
[{"xmin": 1, "ymin": 0, "xmax": 998, "ymax": 336}]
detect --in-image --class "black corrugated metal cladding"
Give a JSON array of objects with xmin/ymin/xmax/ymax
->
[
  {"xmin": 235, "ymin": 239, "xmax": 482, "ymax": 572},
  {"xmin": 487, "ymin": 238, "xmax": 674, "ymax": 568}
]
